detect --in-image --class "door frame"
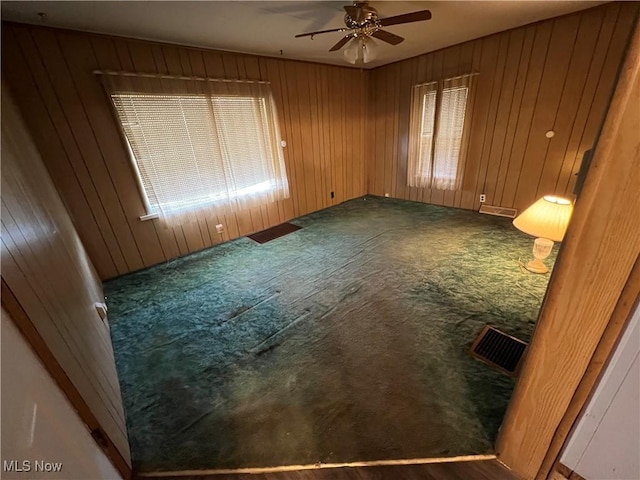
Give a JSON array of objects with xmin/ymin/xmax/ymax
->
[{"xmin": 1, "ymin": 279, "xmax": 133, "ymax": 480}]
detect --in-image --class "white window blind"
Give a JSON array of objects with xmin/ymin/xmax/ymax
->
[
  {"xmin": 104, "ymin": 74, "xmax": 289, "ymax": 223},
  {"xmin": 407, "ymin": 74, "xmax": 475, "ymax": 190}
]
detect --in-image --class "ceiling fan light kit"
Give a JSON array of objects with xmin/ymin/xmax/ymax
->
[
  {"xmin": 344, "ymin": 36, "xmax": 377, "ymax": 64},
  {"xmin": 295, "ymin": 1, "xmax": 432, "ymax": 65}
]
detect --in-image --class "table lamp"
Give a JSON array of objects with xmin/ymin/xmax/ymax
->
[{"xmin": 512, "ymin": 195, "xmax": 573, "ymax": 274}]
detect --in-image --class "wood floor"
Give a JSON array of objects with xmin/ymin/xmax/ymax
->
[{"xmin": 138, "ymin": 459, "xmax": 521, "ymax": 480}]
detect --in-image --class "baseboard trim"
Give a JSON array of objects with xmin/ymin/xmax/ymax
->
[{"xmin": 137, "ymin": 454, "xmax": 497, "ymax": 477}]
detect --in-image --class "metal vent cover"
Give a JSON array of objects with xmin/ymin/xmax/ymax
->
[
  {"xmin": 470, "ymin": 325, "xmax": 527, "ymax": 376},
  {"xmin": 479, "ymin": 204, "xmax": 518, "ymax": 218}
]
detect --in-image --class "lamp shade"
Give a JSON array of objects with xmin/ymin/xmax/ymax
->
[{"xmin": 512, "ymin": 195, "xmax": 573, "ymax": 242}]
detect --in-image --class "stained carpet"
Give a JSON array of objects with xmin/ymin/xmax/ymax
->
[{"xmin": 104, "ymin": 196, "xmax": 554, "ymax": 472}]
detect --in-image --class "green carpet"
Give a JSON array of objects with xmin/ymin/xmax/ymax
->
[{"xmin": 105, "ymin": 196, "xmax": 554, "ymax": 472}]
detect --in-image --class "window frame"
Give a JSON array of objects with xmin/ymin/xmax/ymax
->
[
  {"xmin": 407, "ymin": 74, "xmax": 476, "ymax": 191},
  {"xmin": 101, "ymin": 73, "xmax": 288, "ymax": 221}
]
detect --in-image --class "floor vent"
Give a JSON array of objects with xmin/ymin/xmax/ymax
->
[
  {"xmin": 479, "ymin": 204, "xmax": 518, "ymax": 218},
  {"xmin": 470, "ymin": 325, "xmax": 527, "ymax": 376},
  {"xmin": 248, "ymin": 222, "xmax": 302, "ymax": 244}
]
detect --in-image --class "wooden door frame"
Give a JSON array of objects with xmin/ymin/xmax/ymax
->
[
  {"xmin": 496, "ymin": 19, "xmax": 640, "ymax": 480},
  {"xmin": 1, "ymin": 279, "xmax": 133, "ymax": 480}
]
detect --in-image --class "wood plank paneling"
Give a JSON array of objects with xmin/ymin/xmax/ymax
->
[
  {"xmin": 497, "ymin": 16, "xmax": 640, "ymax": 478},
  {"xmin": 31, "ymin": 28, "xmax": 146, "ymax": 272},
  {"xmin": 1, "ymin": 83, "xmax": 131, "ymax": 470},
  {"xmin": 2, "ymin": 6, "xmax": 635, "ymax": 278},
  {"xmin": 368, "ymin": 2, "xmax": 638, "ymax": 214},
  {"xmin": 1, "ymin": 28, "xmax": 122, "ymax": 279},
  {"xmin": 512, "ymin": 13, "xmax": 581, "ymax": 209},
  {"xmin": 2, "ymin": 23, "xmax": 368, "ymax": 279}
]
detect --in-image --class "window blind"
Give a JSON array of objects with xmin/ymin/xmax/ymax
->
[
  {"xmin": 433, "ymin": 81, "xmax": 469, "ymax": 190},
  {"xmin": 408, "ymin": 82, "xmax": 438, "ymax": 189},
  {"xmin": 407, "ymin": 74, "xmax": 474, "ymax": 190},
  {"xmin": 104, "ymin": 74, "xmax": 289, "ymax": 223}
]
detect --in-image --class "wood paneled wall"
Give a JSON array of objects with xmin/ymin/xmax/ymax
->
[
  {"xmin": 497, "ymin": 17, "xmax": 640, "ymax": 478},
  {"xmin": 2, "ymin": 3, "xmax": 637, "ymax": 281},
  {"xmin": 1, "ymin": 84, "xmax": 130, "ymax": 466},
  {"xmin": 367, "ymin": 2, "xmax": 638, "ymax": 213},
  {"xmin": 1, "ymin": 23, "xmax": 368, "ymax": 280}
]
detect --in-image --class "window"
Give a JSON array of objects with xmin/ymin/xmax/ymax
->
[
  {"xmin": 104, "ymin": 73, "xmax": 288, "ymax": 221},
  {"xmin": 407, "ymin": 74, "xmax": 474, "ymax": 190}
]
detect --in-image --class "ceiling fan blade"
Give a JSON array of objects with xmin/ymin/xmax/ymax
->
[
  {"xmin": 379, "ymin": 10, "xmax": 432, "ymax": 27},
  {"xmin": 295, "ymin": 27, "xmax": 348, "ymax": 38},
  {"xmin": 329, "ymin": 35, "xmax": 353, "ymax": 52},
  {"xmin": 371, "ymin": 29, "xmax": 404, "ymax": 45},
  {"xmin": 344, "ymin": 5, "xmax": 364, "ymax": 23}
]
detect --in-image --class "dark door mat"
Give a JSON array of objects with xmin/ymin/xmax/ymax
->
[
  {"xmin": 469, "ymin": 325, "xmax": 527, "ymax": 376},
  {"xmin": 248, "ymin": 222, "xmax": 302, "ymax": 244}
]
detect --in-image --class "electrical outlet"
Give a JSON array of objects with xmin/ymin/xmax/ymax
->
[
  {"xmin": 215, "ymin": 224, "xmax": 224, "ymax": 233},
  {"xmin": 480, "ymin": 194, "xmax": 486, "ymax": 203}
]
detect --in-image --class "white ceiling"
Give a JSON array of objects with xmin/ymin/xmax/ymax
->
[{"xmin": 1, "ymin": 1, "xmax": 605, "ymax": 69}]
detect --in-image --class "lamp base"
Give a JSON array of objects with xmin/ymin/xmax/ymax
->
[{"xmin": 524, "ymin": 258, "xmax": 549, "ymax": 274}]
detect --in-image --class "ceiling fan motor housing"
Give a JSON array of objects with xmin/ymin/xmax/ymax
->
[{"xmin": 344, "ymin": 2, "xmax": 379, "ymax": 29}]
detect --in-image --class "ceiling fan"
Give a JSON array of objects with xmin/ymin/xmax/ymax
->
[{"xmin": 294, "ymin": 1, "xmax": 432, "ymax": 64}]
